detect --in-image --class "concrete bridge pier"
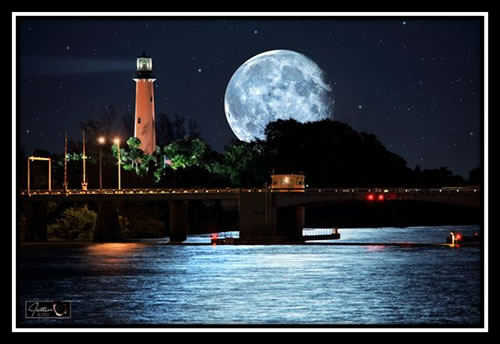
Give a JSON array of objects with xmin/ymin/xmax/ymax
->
[
  {"xmin": 238, "ymin": 192, "xmax": 307, "ymax": 243},
  {"xmin": 93, "ymin": 201, "xmax": 122, "ymax": 242},
  {"xmin": 169, "ymin": 200, "xmax": 188, "ymax": 242},
  {"xmin": 23, "ymin": 201, "xmax": 47, "ymax": 242},
  {"xmin": 188, "ymin": 200, "xmax": 203, "ymax": 234},
  {"xmin": 238, "ymin": 192, "xmax": 275, "ymax": 242},
  {"xmin": 275, "ymin": 206, "xmax": 305, "ymax": 242}
]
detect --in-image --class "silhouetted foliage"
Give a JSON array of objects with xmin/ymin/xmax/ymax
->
[
  {"xmin": 156, "ymin": 113, "xmax": 201, "ymax": 147},
  {"xmin": 415, "ymin": 166, "xmax": 465, "ymax": 188},
  {"xmin": 188, "ymin": 117, "xmax": 201, "ymax": 138},
  {"xmin": 260, "ymin": 119, "xmax": 413, "ymax": 187},
  {"xmin": 22, "ymin": 117, "xmax": 472, "ymax": 190},
  {"xmin": 173, "ymin": 114, "xmax": 186, "ymax": 139},
  {"xmin": 156, "ymin": 112, "xmax": 175, "ymax": 147},
  {"xmin": 468, "ymin": 167, "xmax": 481, "ymax": 185},
  {"xmin": 47, "ymin": 204, "xmax": 96, "ymax": 241}
]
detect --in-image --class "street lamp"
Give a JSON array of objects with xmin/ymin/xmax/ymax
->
[
  {"xmin": 113, "ymin": 137, "xmax": 121, "ymax": 190},
  {"xmin": 63, "ymin": 133, "xmax": 68, "ymax": 193},
  {"xmin": 81, "ymin": 131, "xmax": 88, "ymax": 191},
  {"xmin": 98, "ymin": 136, "xmax": 105, "ymax": 192}
]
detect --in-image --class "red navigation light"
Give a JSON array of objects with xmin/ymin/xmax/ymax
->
[
  {"xmin": 377, "ymin": 194, "xmax": 385, "ymax": 201},
  {"xmin": 366, "ymin": 193, "xmax": 375, "ymax": 201},
  {"xmin": 210, "ymin": 233, "xmax": 219, "ymax": 246},
  {"xmin": 456, "ymin": 233, "xmax": 463, "ymax": 241}
]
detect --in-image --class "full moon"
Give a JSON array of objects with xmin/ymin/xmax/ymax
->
[{"xmin": 224, "ymin": 49, "xmax": 334, "ymax": 142}]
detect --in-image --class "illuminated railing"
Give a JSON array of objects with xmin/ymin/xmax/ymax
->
[
  {"xmin": 20, "ymin": 186, "xmax": 480, "ymax": 197},
  {"xmin": 303, "ymin": 228, "xmax": 334, "ymax": 237}
]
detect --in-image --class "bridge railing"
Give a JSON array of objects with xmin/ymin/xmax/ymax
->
[
  {"xmin": 303, "ymin": 228, "xmax": 335, "ymax": 237},
  {"xmin": 19, "ymin": 186, "xmax": 480, "ymax": 197}
]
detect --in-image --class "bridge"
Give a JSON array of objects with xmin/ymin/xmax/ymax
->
[{"xmin": 19, "ymin": 187, "xmax": 481, "ymax": 243}]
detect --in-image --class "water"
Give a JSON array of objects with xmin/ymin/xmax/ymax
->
[{"xmin": 17, "ymin": 226, "xmax": 482, "ymax": 326}]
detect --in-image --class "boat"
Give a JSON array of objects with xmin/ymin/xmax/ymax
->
[{"xmin": 447, "ymin": 231, "xmax": 480, "ymax": 246}]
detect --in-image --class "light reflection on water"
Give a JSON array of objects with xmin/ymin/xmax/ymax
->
[{"xmin": 18, "ymin": 226, "xmax": 481, "ymax": 325}]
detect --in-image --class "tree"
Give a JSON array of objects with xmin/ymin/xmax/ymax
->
[
  {"xmin": 416, "ymin": 166, "xmax": 465, "ymax": 188},
  {"xmin": 188, "ymin": 117, "xmax": 201, "ymax": 137},
  {"xmin": 156, "ymin": 112, "xmax": 175, "ymax": 147},
  {"xmin": 47, "ymin": 204, "xmax": 96, "ymax": 241},
  {"xmin": 210, "ymin": 140, "xmax": 264, "ymax": 186},
  {"xmin": 468, "ymin": 167, "xmax": 481, "ymax": 185},
  {"xmin": 111, "ymin": 137, "xmax": 164, "ymax": 182},
  {"xmin": 156, "ymin": 113, "xmax": 202, "ymax": 146},
  {"xmin": 163, "ymin": 137, "xmax": 211, "ymax": 170},
  {"xmin": 259, "ymin": 119, "xmax": 413, "ymax": 187},
  {"xmin": 173, "ymin": 114, "xmax": 186, "ymax": 139}
]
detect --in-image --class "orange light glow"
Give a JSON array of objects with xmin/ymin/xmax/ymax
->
[{"xmin": 86, "ymin": 243, "xmax": 142, "ymax": 255}]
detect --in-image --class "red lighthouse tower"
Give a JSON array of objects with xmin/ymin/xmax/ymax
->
[{"xmin": 133, "ymin": 51, "xmax": 156, "ymax": 155}]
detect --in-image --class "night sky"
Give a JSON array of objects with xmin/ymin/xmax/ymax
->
[{"xmin": 17, "ymin": 16, "xmax": 482, "ymax": 177}]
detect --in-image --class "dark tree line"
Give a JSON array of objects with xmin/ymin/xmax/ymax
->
[
  {"xmin": 156, "ymin": 112, "xmax": 201, "ymax": 147},
  {"xmin": 18, "ymin": 114, "xmax": 480, "ymax": 190}
]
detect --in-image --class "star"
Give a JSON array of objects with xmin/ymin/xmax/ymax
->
[
  {"xmin": 198, "ymin": 68, "xmax": 202, "ymax": 73},
  {"xmin": 26, "ymin": 129, "xmax": 30, "ymax": 134},
  {"xmin": 66, "ymin": 46, "xmax": 70, "ymax": 51},
  {"xmin": 402, "ymin": 21, "xmax": 407, "ymax": 25},
  {"xmin": 254, "ymin": 30, "xmax": 258, "ymax": 34},
  {"xmin": 358, "ymin": 105, "xmax": 363, "ymax": 109}
]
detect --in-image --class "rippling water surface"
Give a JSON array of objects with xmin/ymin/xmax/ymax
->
[{"xmin": 17, "ymin": 226, "xmax": 482, "ymax": 326}]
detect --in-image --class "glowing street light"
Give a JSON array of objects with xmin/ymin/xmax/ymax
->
[
  {"xmin": 114, "ymin": 137, "xmax": 121, "ymax": 190},
  {"xmin": 63, "ymin": 133, "xmax": 68, "ymax": 193},
  {"xmin": 98, "ymin": 136, "xmax": 106, "ymax": 192},
  {"xmin": 81, "ymin": 131, "xmax": 88, "ymax": 191}
]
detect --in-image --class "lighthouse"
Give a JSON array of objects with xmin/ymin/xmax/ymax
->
[{"xmin": 133, "ymin": 51, "xmax": 156, "ymax": 155}]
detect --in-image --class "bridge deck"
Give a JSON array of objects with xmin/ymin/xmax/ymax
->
[{"xmin": 19, "ymin": 187, "xmax": 481, "ymax": 207}]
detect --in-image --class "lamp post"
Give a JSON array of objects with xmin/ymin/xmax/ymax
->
[
  {"xmin": 114, "ymin": 137, "xmax": 121, "ymax": 190},
  {"xmin": 63, "ymin": 133, "xmax": 68, "ymax": 193},
  {"xmin": 27, "ymin": 156, "xmax": 51, "ymax": 194},
  {"xmin": 81, "ymin": 130, "xmax": 88, "ymax": 191},
  {"xmin": 98, "ymin": 136, "xmax": 105, "ymax": 192}
]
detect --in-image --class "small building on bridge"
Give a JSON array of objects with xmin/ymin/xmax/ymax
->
[{"xmin": 270, "ymin": 174, "xmax": 305, "ymax": 191}]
